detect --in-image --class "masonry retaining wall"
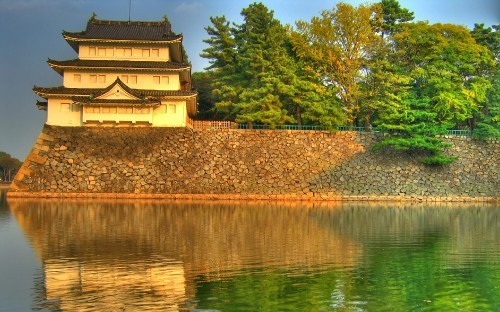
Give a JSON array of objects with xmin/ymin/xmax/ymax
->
[{"xmin": 8, "ymin": 125, "xmax": 499, "ymax": 201}]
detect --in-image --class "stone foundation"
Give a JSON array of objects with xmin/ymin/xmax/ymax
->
[{"xmin": 8, "ymin": 125, "xmax": 500, "ymax": 201}]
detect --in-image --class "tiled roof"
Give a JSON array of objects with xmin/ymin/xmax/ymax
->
[
  {"xmin": 48, "ymin": 59, "xmax": 190, "ymax": 71},
  {"xmin": 33, "ymin": 86, "xmax": 197, "ymax": 98},
  {"xmin": 63, "ymin": 18, "xmax": 181, "ymax": 42},
  {"xmin": 36, "ymin": 101, "xmax": 48, "ymax": 111}
]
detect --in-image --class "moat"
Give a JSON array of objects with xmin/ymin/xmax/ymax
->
[{"xmin": 1, "ymin": 189, "xmax": 499, "ymax": 311}]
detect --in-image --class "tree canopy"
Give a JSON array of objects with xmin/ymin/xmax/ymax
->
[
  {"xmin": 193, "ymin": 1, "xmax": 498, "ymax": 164},
  {"xmin": 0, "ymin": 151, "xmax": 22, "ymax": 182}
]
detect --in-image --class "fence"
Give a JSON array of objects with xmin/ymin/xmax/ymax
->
[
  {"xmin": 187, "ymin": 119, "xmax": 238, "ymax": 130},
  {"xmin": 187, "ymin": 119, "xmax": 477, "ymax": 137}
]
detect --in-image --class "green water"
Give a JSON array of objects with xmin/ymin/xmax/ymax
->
[{"xmin": 0, "ymin": 191, "xmax": 498, "ymax": 311}]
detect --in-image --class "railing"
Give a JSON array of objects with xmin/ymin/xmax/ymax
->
[
  {"xmin": 187, "ymin": 119, "xmax": 238, "ymax": 130},
  {"xmin": 445, "ymin": 130, "xmax": 474, "ymax": 137},
  {"xmin": 187, "ymin": 119, "xmax": 478, "ymax": 137},
  {"xmin": 236, "ymin": 124, "xmax": 366, "ymax": 131}
]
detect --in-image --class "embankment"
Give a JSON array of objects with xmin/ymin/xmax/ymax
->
[{"xmin": 8, "ymin": 125, "xmax": 499, "ymax": 201}]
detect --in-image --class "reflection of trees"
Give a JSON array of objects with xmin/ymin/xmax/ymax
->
[
  {"xmin": 309, "ymin": 203, "xmax": 499, "ymax": 265},
  {"xmin": 0, "ymin": 189, "xmax": 9, "ymax": 221},
  {"xmin": 309, "ymin": 203, "xmax": 500, "ymax": 311},
  {"xmin": 7, "ymin": 199, "xmax": 499, "ymax": 311}
]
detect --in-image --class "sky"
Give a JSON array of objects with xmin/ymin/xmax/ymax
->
[{"xmin": 0, "ymin": 0, "xmax": 498, "ymax": 160}]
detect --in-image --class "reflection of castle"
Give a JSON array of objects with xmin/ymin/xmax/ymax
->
[
  {"xmin": 9, "ymin": 199, "xmax": 361, "ymax": 310},
  {"xmin": 44, "ymin": 259, "xmax": 185, "ymax": 311}
]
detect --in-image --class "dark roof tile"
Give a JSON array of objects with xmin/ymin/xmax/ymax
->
[
  {"xmin": 63, "ymin": 19, "xmax": 181, "ymax": 41},
  {"xmin": 33, "ymin": 85, "xmax": 197, "ymax": 98},
  {"xmin": 48, "ymin": 59, "xmax": 190, "ymax": 70}
]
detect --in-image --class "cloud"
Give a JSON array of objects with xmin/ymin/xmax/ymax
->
[
  {"xmin": 174, "ymin": 1, "xmax": 202, "ymax": 14},
  {"xmin": 0, "ymin": 0, "xmax": 87, "ymax": 12}
]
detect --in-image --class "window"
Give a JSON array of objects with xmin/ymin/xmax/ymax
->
[
  {"xmin": 118, "ymin": 107, "xmax": 133, "ymax": 114},
  {"xmin": 60, "ymin": 103, "xmax": 70, "ymax": 112},
  {"xmin": 89, "ymin": 47, "xmax": 96, "ymax": 56},
  {"xmin": 142, "ymin": 49, "xmax": 150, "ymax": 57},
  {"xmin": 152, "ymin": 49, "xmax": 159, "ymax": 58},
  {"xmin": 124, "ymin": 48, "xmax": 132, "ymax": 56},
  {"xmin": 116, "ymin": 48, "xmax": 124, "ymax": 56},
  {"xmin": 168, "ymin": 104, "xmax": 176, "ymax": 114},
  {"xmin": 85, "ymin": 107, "xmax": 100, "ymax": 113},
  {"xmin": 153, "ymin": 76, "xmax": 160, "ymax": 84},
  {"xmin": 98, "ymin": 75, "xmax": 106, "ymax": 83},
  {"xmin": 162, "ymin": 76, "xmax": 169, "ymax": 84},
  {"xmin": 101, "ymin": 107, "xmax": 117, "ymax": 113},
  {"xmin": 89, "ymin": 75, "xmax": 97, "ymax": 83},
  {"xmin": 135, "ymin": 107, "xmax": 150, "ymax": 114},
  {"xmin": 121, "ymin": 75, "xmax": 129, "ymax": 83},
  {"xmin": 98, "ymin": 48, "xmax": 106, "ymax": 56},
  {"xmin": 73, "ymin": 74, "xmax": 81, "ymax": 83},
  {"xmin": 130, "ymin": 75, "xmax": 137, "ymax": 84}
]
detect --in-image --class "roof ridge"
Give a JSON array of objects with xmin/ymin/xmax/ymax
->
[{"xmin": 90, "ymin": 19, "xmax": 171, "ymax": 26}]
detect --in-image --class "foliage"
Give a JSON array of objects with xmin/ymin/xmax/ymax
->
[
  {"xmin": 377, "ymin": 0, "xmax": 414, "ymax": 37},
  {"xmin": 373, "ymin": 21, "xmax": 495, "ymax": 164},
  {"xmin": 196, "ymin": 0, "xmax": 499, "ymax": 165},
  {"xmin": 199, "ymin": 4, "xmax": 330, "ymax": 127},
  {"xmin": 373, "ymin": 95, "xmax": 456, "ymax": 165},
  {"xmin": 191, "ymin": 71, "xmax": 219, "ymax": 120},
  {"xmin": 0, "ymin": 151, "xmax": 22, "ymax": 182},
  {"xmin": 292, "ymin": 2, "xmax": 384, "ymax": 125},
  {"xmin": 469, "ymin": 24, "xmax": 500, "ymax": 138}
]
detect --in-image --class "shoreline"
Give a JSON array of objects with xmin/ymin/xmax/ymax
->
[{"xmin": 6, "ymin": 191, "xmax": 499, "ymax": 203}]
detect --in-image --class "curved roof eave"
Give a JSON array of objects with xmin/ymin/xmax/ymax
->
[{"xmin": 47, "ymin": 59, "xmax": 192, "ymax": 73}]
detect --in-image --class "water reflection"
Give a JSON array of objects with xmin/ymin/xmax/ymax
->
[{"xmin": 7, "ymin": 198, "xmax": 500, "ymax": 311}]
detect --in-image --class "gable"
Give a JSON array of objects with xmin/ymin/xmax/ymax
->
[{"xmin": 95, "ymin": 82, "xmax": 140, "ymax": 101}]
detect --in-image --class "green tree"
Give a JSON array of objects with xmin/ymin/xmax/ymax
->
[
  {"xmin": 200, "ymin": 15, "xmax": 240, "ymax": 119},
  {"xmin": 0, "ymin": 151, "xmax": 22, "ymax": 182},
  {"xmin": 377, "ymin": 0, "xmax": 414, "ymax": 37},
  {"xmin": 200, "ymin": 3, "xmax": 327, "ymax": 127},
  {"xmin": 231, "ymin": 3, "xmax": 295, "ymax": 126},
  {"xmin": 470, "ymin": 24, "xmax": 500, "ymax": 138},
  {"xmin": 374, "ymin": 22, "xmax": 494, "ymax": 164},
  {"xmin": 192, "ymin": 71, "xmax": 219, "ymax": 120},
  {"xmin": 292, "ymin": 2, "xmax": 384, "ymax": 126}
]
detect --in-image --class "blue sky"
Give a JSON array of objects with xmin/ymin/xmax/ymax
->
[{"xmin": 0, "ymin": 0, "xmax": 498, "ymax": 160}]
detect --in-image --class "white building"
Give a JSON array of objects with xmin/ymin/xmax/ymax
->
[{"xmin": 34, "ymin": 16, "xmax": 197, "ymax": 127}]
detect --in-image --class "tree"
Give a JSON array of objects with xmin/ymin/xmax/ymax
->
[
  {"xmin": 192, "ymin": 71, "xmax": 219, "ymax": 120},
  {"xmin": 292, "ymin": 2, "xmax": 384, "ymax": 126},
  {"xmin": 373, "ymin": 22, "xmax": 495, "ymax": 164},
  {"xmin": 377, "ymin": 0, "xmax": 414, "ymax": 37},
  {"xmin": 230, "ymin": 3, "xmax": 296, "ymax": 126},
  {"xmin": 200, "ymin": 3, "xmax": 322, "ymax": 127},
  {"xmin": 470, "ymin": 24, "xmax": 500, "ymax": 138},
  {"xmin": 0, "ymin": 151, "xmax": 22, "ymax": 182},
  {"xmin": 395, "ymin": 23, "xmax": 493, "ymax": 125},
  {"xmin": 200, "ymin": 15, "xmax": 240, "ymax": 119}
]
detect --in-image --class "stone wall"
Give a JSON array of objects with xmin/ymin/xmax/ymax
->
[{"xmin": 9, "ymin": 125, "xmax": 500, "ymax": 201}]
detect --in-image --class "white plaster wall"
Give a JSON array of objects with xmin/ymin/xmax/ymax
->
[
  {"xmin": 83, "ymin": 107, "xmax": 153, "ymax": 124},
  {"xmin": 46, "ymin": 99, "xmax": 82, "ymax": 126},
  {"xmin": 78, "ymin": 44, "xmax": 170, "ymax": 62},
  {"xmin": 152, "ymin": 101, "xmax": 186, "ymax": 127},
  {"xmin": 63, "ymin": 70, "xmax": 180, "ymax": 90}
]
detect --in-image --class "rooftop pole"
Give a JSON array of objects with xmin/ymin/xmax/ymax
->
[{"xmin": 128, "ymin": 0, "xmax": 131, "ymax": 22}]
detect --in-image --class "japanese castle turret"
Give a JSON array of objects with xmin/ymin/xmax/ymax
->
[{"xmin": 34, "ymin": 15, "xmax": 197, "ymax": 127}]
